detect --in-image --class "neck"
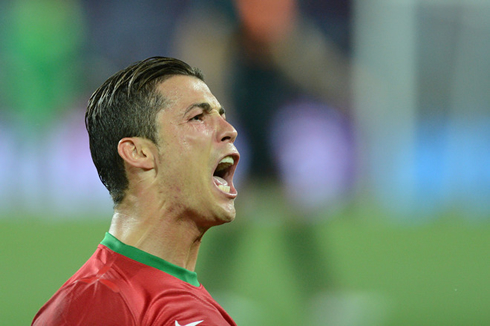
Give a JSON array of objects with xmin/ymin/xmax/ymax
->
[{"xmin": 108, "ymin": 200, "xmax": 206, "ymax": 272}]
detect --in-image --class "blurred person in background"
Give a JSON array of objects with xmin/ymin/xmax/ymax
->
[
  {"xmin": 174, "ymin": 0, "xmax": 355, "ymax": 323},
  {"xmin": 0, "ymin": 0, "xmax": 87, "ymax": 213},
  {"xmin": 32, "ymin": 57, "xmax": 240, "ymax": 325}
]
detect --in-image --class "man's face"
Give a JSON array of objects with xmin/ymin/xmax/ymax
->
[{"xmin": 153, "ymin": 75, "xmax": 240, "ymax": 227}]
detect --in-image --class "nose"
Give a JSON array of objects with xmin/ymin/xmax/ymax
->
[{"xmin": 219, "ymin": 118, "xmax": 238, "ymax": 143}]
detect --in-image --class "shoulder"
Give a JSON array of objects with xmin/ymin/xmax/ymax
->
[
  {"xmin": 32, "ymin": 278, "xmax": 137, "ymax": 326},
  {"xmin": 146, "ymin": 286, "xmax": 236, "ymax": 326}
]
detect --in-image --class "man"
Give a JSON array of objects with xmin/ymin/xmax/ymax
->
[{"xmin": 32, "ymin": 57, "xmax": 240, "ymax": 326}]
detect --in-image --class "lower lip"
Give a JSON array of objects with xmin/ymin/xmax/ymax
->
[{"xmin": 212, "ymin": 179, "xmax": 238, "ymax": 198}]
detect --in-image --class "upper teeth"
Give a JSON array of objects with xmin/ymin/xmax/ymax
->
[
  {"xmin": 220, "ymin": 156, "xmax": 234, "ymax": 165},
  {"xmin": 216, "ymin": 156, "xmax": 234, "ymax": 171}
]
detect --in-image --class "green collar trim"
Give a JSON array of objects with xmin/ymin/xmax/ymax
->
[{"xmin": 101, "ymin": 232, "xmax": 200, "ymax": 287}]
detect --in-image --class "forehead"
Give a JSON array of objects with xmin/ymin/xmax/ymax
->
[{"xmin": 156, "ymin": 75, "xmax": 219, "ymax": 111}]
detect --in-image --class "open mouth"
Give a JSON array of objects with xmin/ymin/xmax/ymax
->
[{"xmin": 213, "ymin": 154, "xmax": 238, "ymax": 195}]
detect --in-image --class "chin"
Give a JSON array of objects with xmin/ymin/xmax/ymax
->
[
  {"xmin": 218, "ymin": 211, "xmax": 236, "ymax": 225},
  {"xmin": 194, "ymin": 202, "xmax": 236, "ymax": 228},
  {"xmin": 214, "ymin": 204, "xmax": 236, "ymax": 225}
]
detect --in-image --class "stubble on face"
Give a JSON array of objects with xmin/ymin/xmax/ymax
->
[{"xmin": 151, "ymin": 76, "xmax": 238, "ymax": 226}]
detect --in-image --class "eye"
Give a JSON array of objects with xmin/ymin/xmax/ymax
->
[{"xmin": 190, "ymin": 113, "xmax": 204, "ymax": 121}]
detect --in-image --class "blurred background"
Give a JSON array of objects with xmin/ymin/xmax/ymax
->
[{"xmin": 1, "ymin": 0, "xmax": 489, "ymax": 325}]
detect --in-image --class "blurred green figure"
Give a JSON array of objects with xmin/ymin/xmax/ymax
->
[
  {"xmin": 1, "ymin": 0, "xmax": 85, "ymax": 132},
  {"xmin": 0, "ymin": 0, "xmax": 86, "ymax": 212}
]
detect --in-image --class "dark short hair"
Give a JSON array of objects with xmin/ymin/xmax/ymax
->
[{"xmin": 85, "ymin": 56, "xmax": 204, "ymax": 205}]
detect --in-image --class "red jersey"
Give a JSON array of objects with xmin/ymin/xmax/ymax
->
[{"xmin": 32, "ymin": 233, "xmax": 236, "ymax": 326}]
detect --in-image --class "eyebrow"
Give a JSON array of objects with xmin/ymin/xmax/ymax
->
[{"xmin": 184, "ymin": 102, "xmax": 226, "ymax": 116}]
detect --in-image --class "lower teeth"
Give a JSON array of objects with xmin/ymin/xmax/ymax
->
[{"xmin": 218, "ymin": 185, "xmax": 231, "ymax": 193}]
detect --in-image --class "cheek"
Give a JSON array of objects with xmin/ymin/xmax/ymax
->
[
  {"xmin": 181, "ymin": 127, "xmax": 215, "ymax": 155},
  {"xmin": 160, "ymin": 126, "xmax": 215, "ymax": 181}
]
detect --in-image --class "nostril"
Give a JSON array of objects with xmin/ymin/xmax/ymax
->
[{"xmin": 220, "ymin": 130, "xmax": 237, "ymax": 143}]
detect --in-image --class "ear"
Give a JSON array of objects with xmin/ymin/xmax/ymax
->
[{"xmin": 117, "ymin": 137, "xmax": 156, "ymax": 170}]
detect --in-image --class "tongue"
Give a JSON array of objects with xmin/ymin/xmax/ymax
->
[{"xmin": 213, "ymin": 176, "xmax": 228, "ymax": 186}]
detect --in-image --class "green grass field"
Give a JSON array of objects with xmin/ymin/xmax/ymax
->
[{"xmin": 2, "ymin": 208, "xmax": 490, "ymax": 325}]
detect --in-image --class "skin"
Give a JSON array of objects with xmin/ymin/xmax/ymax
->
[{"xmin": 108, "ymin": 75, "xmax": 239, "ymax": 272}]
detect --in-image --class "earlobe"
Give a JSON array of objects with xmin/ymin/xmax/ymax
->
[{"xmin": 118, "ymin": 138, "xmax": 155, "ymax": 170}]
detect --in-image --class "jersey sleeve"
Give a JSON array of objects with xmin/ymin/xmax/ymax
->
[{"xmin": 32, "ymin": 279, "xmax": 137, "ymax": 326}]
